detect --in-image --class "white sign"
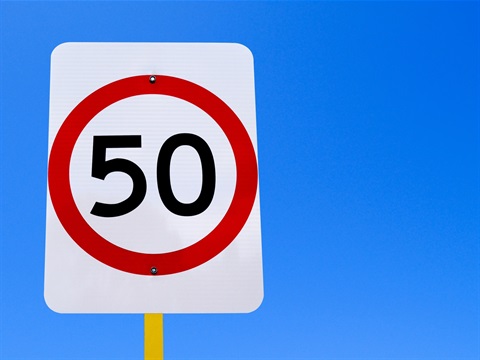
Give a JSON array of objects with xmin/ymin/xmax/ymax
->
[{"xmin": 45, "ymin": 43, "xmax": 263, "ymax": 313}]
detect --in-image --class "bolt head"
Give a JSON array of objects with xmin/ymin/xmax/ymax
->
[
  {"xmin": 150, "ymin": 266, "xmax": 158, "ymax": 275},
  {"xmin": 149, "ymin": 75, "xmax": 156, "ymax": 84}
]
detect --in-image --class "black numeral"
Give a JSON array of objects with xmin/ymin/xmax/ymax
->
[
  {"xmin": 91, "ymin": 135, "xmax": 147, "ymax": 217},
  {"xmin": 157, "ymin": 133, "xmax": 215, "ymax": 216},
  {"xmin": 90, "ymin": 134, "xmax": 215, "ymax": 217}
]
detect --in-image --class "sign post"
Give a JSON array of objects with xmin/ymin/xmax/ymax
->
[{"xmin": 145, "ymin": 314, "xmax": 163, "ymax": 360}]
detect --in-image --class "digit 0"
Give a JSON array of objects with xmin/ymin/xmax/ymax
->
[{"xmin": 157, "ymin": 133, "xmax": 215, "ymax": 216}]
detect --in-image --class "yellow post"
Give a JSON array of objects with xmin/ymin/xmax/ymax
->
[{"xmin": 145, "ymin": 314, "xmax": 164, "ymax": 360}]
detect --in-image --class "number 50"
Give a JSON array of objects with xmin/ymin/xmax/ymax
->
[{"xmin": 90, "ymin": 134, "xmax": 216, "ymax": 218}]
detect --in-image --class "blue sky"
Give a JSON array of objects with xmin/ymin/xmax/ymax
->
[{"xmin": 1, "ymin": 1, "xmax": 479, "ymax": 359}]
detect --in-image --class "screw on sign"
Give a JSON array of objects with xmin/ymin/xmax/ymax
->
[{"xmin": 45, "ymin": 42, "xmax": 263, "ymax": 315}]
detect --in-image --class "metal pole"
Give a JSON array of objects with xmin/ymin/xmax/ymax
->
[{"xmin": 145, "ymin": 314, "xmax": 163, "ymax": 360}]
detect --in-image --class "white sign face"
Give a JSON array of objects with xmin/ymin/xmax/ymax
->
[{"xmin": 45, "ymin": 43, "xmax": 263, "ymax": 313}]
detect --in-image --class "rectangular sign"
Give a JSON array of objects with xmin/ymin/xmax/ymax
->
[{"xmin": 45, "ymin": 42, "xmax": 263, "ymax": 313}]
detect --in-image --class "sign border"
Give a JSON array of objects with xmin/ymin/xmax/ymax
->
[{"xmin": 48, "ymin": 74, "xmax": 258, "ymax": 276}]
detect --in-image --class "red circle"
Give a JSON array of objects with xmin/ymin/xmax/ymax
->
[{"xmin": 48, "ymin": 75, "xmax": 258, "ymax": 275}]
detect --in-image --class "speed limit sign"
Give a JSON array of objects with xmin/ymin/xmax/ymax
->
[{"xmin": 44, "ymin": 43, "xmax": 263, "ymax": 313}]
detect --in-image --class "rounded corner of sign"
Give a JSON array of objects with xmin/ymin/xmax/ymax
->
[
  {"xmin": 44, "ymin": 290, "xmax": 64, "ymax": 314},
  {"xmin": 51, "ymin": 42, "xmax": 74, "ymax": 59},
  {"xmin": 244, "ymin": 291, "xmax": 264, "ymax": 314},
  {"xmin": 230, "ymin": 43, "xmax": 254, "ymax": 61}
]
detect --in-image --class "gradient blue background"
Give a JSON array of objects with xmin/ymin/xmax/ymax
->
[{"xmin": 1, "ymin": 1, "xmax": 479, "ymax": 359}]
